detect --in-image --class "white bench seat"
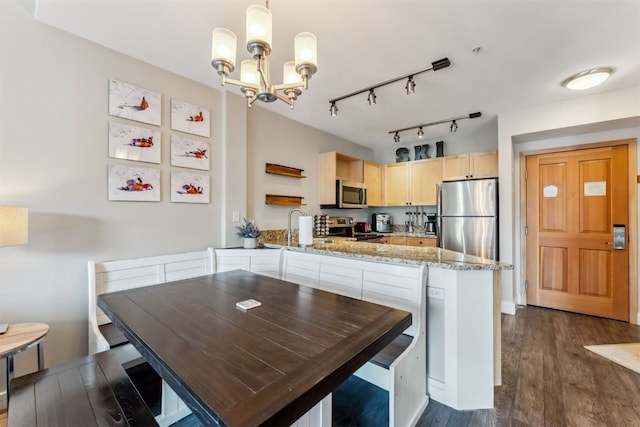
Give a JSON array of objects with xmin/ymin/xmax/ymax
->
[
  {"xmin": 88, "ymin": 248, "xmax": 215, "ymax": 427},
  {"xmin": 282, "ymin": 250, "xmax": 429, "ymax": 427}
]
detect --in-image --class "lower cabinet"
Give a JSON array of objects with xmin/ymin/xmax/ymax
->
[
  {"xmin": 383, "ymin": 235, "xmax": 437, "ymax": 247},
  {"xmin": 406, "ymin": 236, "xmax": 437, "ymax": 247},
  {"xmin": 215, "ymin": 248, "xmax": 282, "ymax": 278},
  {"xmin": 281, "ymin": 249, "xmax": 497, "ymax": 411},
  {"xmin": 383, "ymin": 235, "xmax": 407, "ymax": 245}
]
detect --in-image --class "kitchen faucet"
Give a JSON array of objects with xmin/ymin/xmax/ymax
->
[{"xmin": 287, "ymin": 208, "xmax": 306, "ymax": 246}]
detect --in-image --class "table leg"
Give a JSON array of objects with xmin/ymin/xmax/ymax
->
[
  {"xmin": 37, "ymin": 341, "xmax": 45, "ymax": 370},
  {"xmin": 6, "ymin": 355, "xmax": 14, "ymax": 405}
]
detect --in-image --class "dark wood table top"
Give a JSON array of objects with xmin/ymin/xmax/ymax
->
[{"xmin": 97, "ymin": 269, "xmax": 411, "ymax": 427}]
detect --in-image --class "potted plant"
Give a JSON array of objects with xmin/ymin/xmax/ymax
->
[{"xmin": 236, "ymin": 218, "xmax": 262, "ymax": 249}]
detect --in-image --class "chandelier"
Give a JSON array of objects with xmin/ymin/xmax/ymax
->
[{"xmin": 210, "ymin": 1, "xmax": 318, "ymax": 109}]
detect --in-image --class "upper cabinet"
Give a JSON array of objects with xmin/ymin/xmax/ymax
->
[
  {"xmin": 384, "ymin": 158, "xmax": 442, "ymax": 206},
  {"xmin": 364, "ymin": 161, "xmax": 383, "ymax": 206},
  {"xmin": 319, "ymin": 152, "xmax": 364, "ymax": 205},
  {"xmin": 442, "ymin": 151, "xmax": 498, "ymax": 181},
  {"xmin": 384, "ymin": 162, "xmax": 410, "ymax": 206},
  {"xmin": 410, "ymin": 158, "xmax": 443, "ymax": 205}
]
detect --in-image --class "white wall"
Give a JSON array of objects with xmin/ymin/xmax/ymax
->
[
  {"xmin": 498, "ymin": 86, "xmax": 640, "ymax": 319},
  {"xmin": 374, "ymin": 116, "xmax": 498, "ymax": 164},
  {"xmin": 0, "ymin": 1, "xmax": 374, "ymax": 402},
  {"xmin": 0, "ymin": 0, "xmax": 238, "ymax": 397},
  {"xmin": 246, "ymin": 107, "xmax": 374, "ymax": 229}
]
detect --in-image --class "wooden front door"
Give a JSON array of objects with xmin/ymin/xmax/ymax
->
[{"xmin": 525, "ymin": 145, "xmax": 629, "ymax": 321}]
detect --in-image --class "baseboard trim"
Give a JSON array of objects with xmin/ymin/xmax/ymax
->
[
  {"xmin": 427, "ymin": 377, "xmax": 445, "ymax": 404},
  {"xmin": 501, "ymin": 301, "xmax": 517, "ymax": 315}
]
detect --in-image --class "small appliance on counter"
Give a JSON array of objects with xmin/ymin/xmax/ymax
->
[
  {"xmin": 327, "ymin": 216, "xmax": 355, "ymax": 237},
  {"xmin": 425, "ymin": 213, "xmax": 437, "ymax": 234},
  {"xmin": 354, "ymin": 222, "xmax": 371, "ymax": 233},
  {"xmin": 313, "ymin": 214, "xmax": 329, "ymax": 237},
  {"xmin": 371, "ymin": 213, "xmax": 393, "ymax": 233}
]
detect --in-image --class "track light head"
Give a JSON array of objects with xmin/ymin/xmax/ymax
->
[
  {"xmin": 417, "ymin": 127, "xmax": 424, "ymax": 139},
  {"xmin": 450, "ymin": 120, "xmax": 458, "ymax": 132},
  {"xmin": 393, "ymin": 132, "xmax": 400, "ymax": 143},
  {"xmin": 367, "ymin": 89, "xmax": 377, "ymax": 105},
  {"xmin": 330, "ymin": 102, "xmax": 338, "ymax": 117},
  {"xmin": 405, "ymin": 76, "xmax": 416, "ymax": 94}
]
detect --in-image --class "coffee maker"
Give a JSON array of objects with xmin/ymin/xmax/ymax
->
[
  {"xmin": 425, "ymin": 213, "xmax": 437, "ymax": 234},
  {"xmin": 371, "ymin": 213, "xmax": 393, "ymax": 233}
]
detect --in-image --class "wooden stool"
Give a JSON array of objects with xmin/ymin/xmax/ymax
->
[{"xmin": 0, "ymin": 323, "xmax": 49, "ymax": 405}]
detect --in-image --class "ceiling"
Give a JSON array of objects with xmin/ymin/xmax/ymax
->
[{"xmin": 31, "ymin": 0, "xmax": 640, "ymax": 151}]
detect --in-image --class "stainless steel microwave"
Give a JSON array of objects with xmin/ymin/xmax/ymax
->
[{"xmin": 321, "ymin": 179, "xmax": 367, "ymax": 209}]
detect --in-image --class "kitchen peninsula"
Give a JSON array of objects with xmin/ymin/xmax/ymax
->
[{"xmin": 252, "ymin": 235, "xmax": 513, "ymax": 410}]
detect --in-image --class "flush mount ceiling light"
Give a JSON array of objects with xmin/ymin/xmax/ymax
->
[
  {"xmin": 390, "ymin": 112, "xmax": 481, "ymax": 143},
  {"xmin": 562, "ymin": 67, "xmax": 613, "ymax": 91},
  {"xmin": 328, "ymin": 57, "xmax": 450, "ymax": 116},
  {"xmin": 211, "ymin": 0, "xmax": 317, "ymax": 109}
]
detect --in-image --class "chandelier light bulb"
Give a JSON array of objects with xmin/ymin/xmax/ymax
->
[
  {"xmin": 211, "ymin": 3, "xmax": 317, "ymax": 109},
  {"xmin": 246, "ymin": 4, "xmax": 272, "ymax": 53},
  {"xmin": 240, "ymin": 59, "xmax": 259, "ymax": 84},
  {"xmin": 211, "ymin": 28, "xmax": 237, "ymax": 76}
]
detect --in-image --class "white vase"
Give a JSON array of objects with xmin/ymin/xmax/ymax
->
[{"xmin": 243, "ymin": 237, "xmax": 257, "ymax": 249}]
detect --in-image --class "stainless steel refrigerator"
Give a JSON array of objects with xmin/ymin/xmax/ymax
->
[{"xmin": 437, "ymin": 178, "xmax": 498, "ymax": 260}]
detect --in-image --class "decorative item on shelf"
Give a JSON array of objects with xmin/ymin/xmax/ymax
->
[
  {"xmin": 389, "ymin": 112, "xmax": 481, "ymax": 143},
  {"xmin": 265, "ymin": 194, "xmax": 305, "ymax": 206},
  {"xmin": 328, "ymin": 57, "xmax": 450, "ymax": 116},
  {"xmin": 436, "ymin": 141, "xmax": 444, "ymax": 158},
  {"xmin": 265, "ymin": 163, "xmax": 306, "ymax": 178},
  {"xmin": 236, "ymin": 217, "xmax": 262, "ymax": 249},
  {"xmin": 210, "ymin": 0, "xmax": 317, "ymax": 109}
]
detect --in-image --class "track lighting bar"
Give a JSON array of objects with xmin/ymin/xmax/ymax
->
[
  {"xmin": 389, "ymin": 112, "xmax": 481, "ymax": 142},
  {"xmin": 328, "ymin": 57, "xmax": 450, "ymax": 112}
]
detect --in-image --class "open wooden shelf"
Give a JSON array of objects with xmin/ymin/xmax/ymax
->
[
  {"xmin": 265, "ymin": 163, "xmax": 306, "ymax": 178},
  {"xmin": 265, "ymin": 194, "xmax": 306, "ymax": 206}
]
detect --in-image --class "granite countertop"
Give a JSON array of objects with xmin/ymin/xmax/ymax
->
[{"xmin": 262, "ymin": 236, "xmax": 513, "ymax": 271}]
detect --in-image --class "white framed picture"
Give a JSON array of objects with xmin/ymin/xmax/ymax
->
[
  {"xmin": 108, "ymin": 79, "xmax": 161, "ymax": 126},
  {"xmin": 108, "ymin": 164, "xmax": 160, "ymax": 202},
  {"xmin": 171, "ymin": 172, "xmax": 210, "ymax": 204},
  {"xmin": 170, "ymin": 134, "xmax": 210, "ymax": 171},
  {"xmin": 171, "ymin": 99, "xmax": 210, "ymax": 137},
  {"xmin": 108, "ymin": 122, "xmax": 161, "ymax": 164}
]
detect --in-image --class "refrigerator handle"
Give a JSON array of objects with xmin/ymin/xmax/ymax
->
[{"xmin": 436, "ymin": 184, "xmax": 442, "ymax": 248}]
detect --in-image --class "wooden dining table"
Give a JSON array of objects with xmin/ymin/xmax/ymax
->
[{"xmin": 97, "ymin": 269, "xmax": 411, "ymax": 426}]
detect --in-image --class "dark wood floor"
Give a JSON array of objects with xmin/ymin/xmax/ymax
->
[
  {"xmin": 172, "ymin": 305, "xmax": 640, "ymax": 427},
  {"xmin": 416, "ymin": 305, "xmax": 640, "ymax": 427}
]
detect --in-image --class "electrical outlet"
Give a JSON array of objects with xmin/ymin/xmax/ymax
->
[
  {"xmin": 427, "ymin": 287, "xmax": 444, "ymax": 300},
  {"xmin": 232, "ymin": 211, "xmax": 240, "ymax": 222}
]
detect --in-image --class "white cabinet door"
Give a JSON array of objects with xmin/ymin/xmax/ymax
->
[
  {"xmin": 362, "ymin": 263, "xmax": 422, "ymax": 337},
  {"xmin": 282, "ymin": 251, "xmax": 321, "ymax": 288},
  {"xmin": 319, "ymin": 262, "xmax": 363, "ymax": 299},
  {"xmin": 215, "ymin": 249, "xmax": 282, "ymax": 278}
]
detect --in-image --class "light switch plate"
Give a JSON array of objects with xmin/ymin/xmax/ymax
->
[{"xmin": 232, "ymin": 211, "xmax": 240, "ymax": 222}]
